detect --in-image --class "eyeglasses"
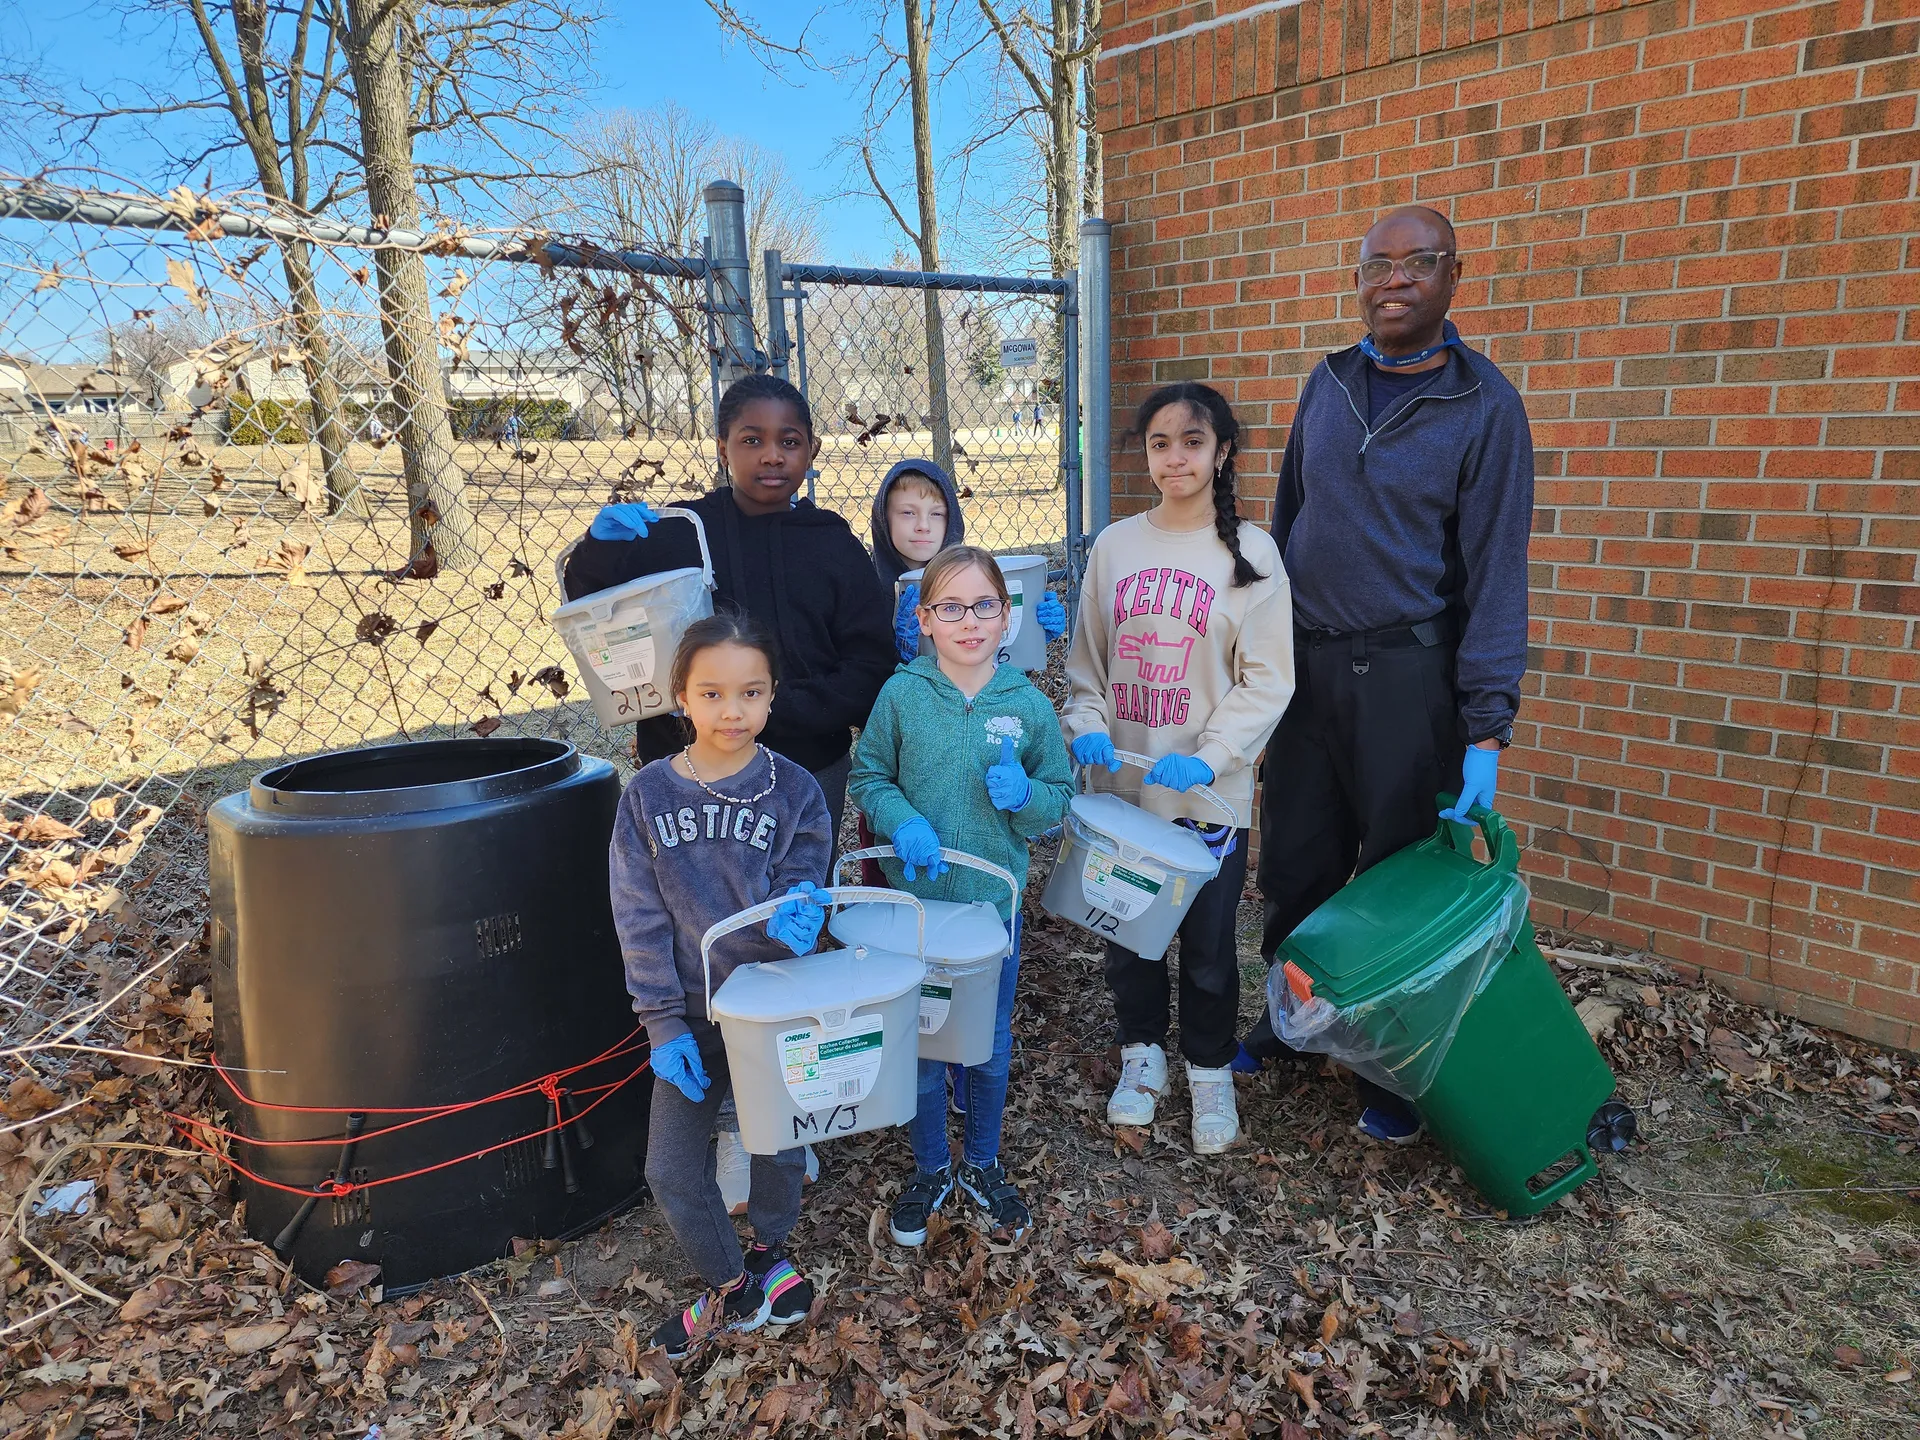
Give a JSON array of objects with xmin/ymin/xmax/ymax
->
[
  {"xmin": 1356, "ymin": 250, "xmax": 1454, "ymax": 285},
  {"xmin": 925, "ymin": 597, "xmax": 1006, "ymax": 622}
]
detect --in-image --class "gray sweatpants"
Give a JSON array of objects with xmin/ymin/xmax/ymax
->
[{"xmin": 644, "ymin": 1020, "xmax": 806, "ymax": 1287}]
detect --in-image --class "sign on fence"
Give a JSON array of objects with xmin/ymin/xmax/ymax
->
[{"xmin": 999, "ymin": 337, "xmax": 1038, "ymax": 368}]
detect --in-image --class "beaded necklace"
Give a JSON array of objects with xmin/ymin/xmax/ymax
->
[{"xmin": 679, "ymin": 743, "xmax": 778, "ymax": 804}]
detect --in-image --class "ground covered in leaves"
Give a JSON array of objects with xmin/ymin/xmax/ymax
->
[{"xmin": 4, "ymin": 803, "xmax": 1918, "ymax": 1439}]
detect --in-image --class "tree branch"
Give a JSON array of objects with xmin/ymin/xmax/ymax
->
[{"xmin": 861, "ymin": 141, "xmax": 921, "ymax": 251}]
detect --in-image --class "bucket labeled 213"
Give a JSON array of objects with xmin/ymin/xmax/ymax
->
[
  {"xmin": 1040, "ymin": 749, "xmax": 1234, "ymax": 962},
  {"xmin": 549, "ymin": 507, "xmax": 715, "ymax": 725},
  {"xmin": 828, "ymin": 847, "xmax": 1019, "ymax": 1067},
  {"xmin": 704, "ymin": 888, "xmax": 927, "ymax": 1155}
]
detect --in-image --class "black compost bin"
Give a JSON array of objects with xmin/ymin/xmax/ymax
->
[{"xmin": 207, "ymin": 737, "xmax": 651, "ymax": 1289}]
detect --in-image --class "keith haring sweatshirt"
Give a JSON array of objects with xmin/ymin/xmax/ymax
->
[{"xmin": 1061, "ymin": 512, "xmax": 1295, "ymax": 829}]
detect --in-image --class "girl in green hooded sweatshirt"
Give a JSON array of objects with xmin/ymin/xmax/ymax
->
[{"xmin": 848, "ymin": 545, "xmax": 1073, "ymax": 1248}]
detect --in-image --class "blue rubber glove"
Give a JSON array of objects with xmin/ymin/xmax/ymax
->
[
  {"xmin": 588, "ymin": 502, "xmax": 661, "ymax": 541},
  {"xmin": 1439, "ymin": 745, "xmax": 1500, "ymax": 823},
  {"xmin": 650, "ymin": 1031, "xmax": 709, "ymax": 1103},
  {"xmin": 766, "ymin": 881, "xmax": 827, "ymax": 956},
  {"xmin": 1145, "ymin": 753, "xmax": 1214, "ymax": 792},
  {"xmin": 893, "ymin": 583, "xmax": 922, "ymax": 665},
  {"xmin": 1070, "ymin": 731, "xmax": 1122, "ymax": 774},
  {"xmin": 984, "ymin": 735, "xmax": 1033, "ymax": 812},
  {"xmin": 1036, "ymin": 590, "xmax": 1067, "ymax": 642},
  {"xmin": 890, "ymin": 816, "xmax": 949, "ymax": 881}
]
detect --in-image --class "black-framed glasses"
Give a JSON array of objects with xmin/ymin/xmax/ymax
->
[
  {"xmin": 1357, "ymin": 250, "xmax": 1454, "ymax": 285},
  {"xmin": 926, "ymin": 597, "xmax": 1006, "ymax": 622}
]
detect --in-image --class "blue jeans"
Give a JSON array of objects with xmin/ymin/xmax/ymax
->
[{"xmin": 909, "ymin": 918, "xmax": 1021, "ymax": 1173}]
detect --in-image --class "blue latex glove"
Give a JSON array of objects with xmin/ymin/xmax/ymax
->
[
  {"xmin": 1439, "ymin": 746, "xmax": 1500, "ymax": 823},
  {"xmin": 588, "ymin": 502, "xmax": 661, "ymax": 541},
  {"xmin": 893, "ymin": 583, "xmax": 922, "ymax": 665},
  {"xmin": 651, "ymin": 1032, "xmax": 709, "ymax": 1103},
  {"xmin": 890, "ymin": 816, "xmax": 948, "ymax": 881},
  {"xmin": 766, "ymin": 881, "xmax": 827, "ymax": 956},
  {"xmin": 1036, "ymin": 589, "xmax": 1067, "ymax": 642},
  {"xmin": 1070, "ymin": 731, "xmax": 1122, "ymax": 774},
  {"xmin": 984, "ymin": 735, "xmax": 1033, "ymax": 812},
  {"xmin": 1145, "ymin": 753, "xmax": 1214, "ymax": 792}
]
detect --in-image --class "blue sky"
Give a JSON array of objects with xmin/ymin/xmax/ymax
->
[{"xmin": 11, "ymin": 1, "xmax": 994, "ymax": 266}]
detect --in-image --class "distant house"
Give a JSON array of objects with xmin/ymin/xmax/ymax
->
[
  {"xmin": 0, "ymin": 355, "xmax": 140, "ymax": 416},
  {"xmin": 443, "ymin": 350, "xmax": 599, "ymax": 411}
]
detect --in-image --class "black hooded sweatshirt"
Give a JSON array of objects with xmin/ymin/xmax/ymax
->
[
  {"xmin": 564, "ymin": 487, "xmax": 896, "ymax": 772},
  {"xmin": 868, "ymin": 458, "xmax": 965, "ymax": 586}
]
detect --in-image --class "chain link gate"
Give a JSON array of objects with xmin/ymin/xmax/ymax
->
[{"xmin": 761, "ymin": 258, "xmax": 1085, "ymax": 601}]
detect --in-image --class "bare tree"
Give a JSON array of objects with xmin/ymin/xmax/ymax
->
[{"xmin": 342, "ymin": 0, "xmax": 473, "ymax": 573}]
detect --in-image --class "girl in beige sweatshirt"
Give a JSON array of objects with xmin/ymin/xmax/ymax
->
[{"xmin": 1061, "ymin": 382, "xmax": 1295, "ymax": 1155}]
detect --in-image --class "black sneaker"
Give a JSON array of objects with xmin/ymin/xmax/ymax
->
[
  {"xmin": 650, "ymin": 1274, "xmax": 770, "ymax": 1361},
  {"xmin": 744, "ymin": 1243, "xmax": 815, "ymax": 1328},
  {"xmin": 889, "ymin": 1164, "xmax": 954, "ymax": 1247},
  {"xmin": 955, "ymin": 1159, "xmax": 1031, "ymax": 1241}
]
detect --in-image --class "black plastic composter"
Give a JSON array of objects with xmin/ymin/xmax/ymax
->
[{"xmin": 206, "ymin": 738, "xmax": 651, "ymax": 1289}]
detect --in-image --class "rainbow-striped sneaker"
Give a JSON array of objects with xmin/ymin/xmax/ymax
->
[
  {"xmin": 650, "ymin": 1273, "xmax": 770, "ymax": 1361},
  {"xmin": 744, "ymin": 1243, "xmax": 816, "ymax": 1329}
]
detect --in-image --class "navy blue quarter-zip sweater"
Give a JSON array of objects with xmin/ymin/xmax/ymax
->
[{"xmin": 1271, "ymin": 339, "xmax": 1534, "ymax": 743}]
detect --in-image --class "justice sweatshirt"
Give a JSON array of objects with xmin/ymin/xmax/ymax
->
[
  {"xmin": 849, "ymin": 656, "xmax": 1073, "ymax": 920},
  {"xmin": 564, "ymin": 487, "xmax": 898, "ymax": 772},
  {"xmin": 1061, "ymin": 513, "xmax": 1295, "ymax": 829},
  {"xmin": 609, "ymin": 746, "xmax": 832, "ymax": 1043}
]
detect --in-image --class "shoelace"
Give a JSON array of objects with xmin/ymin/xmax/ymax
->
[
  {"xmin": 1120, "ymin": 1055, "xmax": 1155, "ymax": 1091},
  {"xmin": 1190, "ymin": 1075, "xmax": 1234, "ymax": 1118}
]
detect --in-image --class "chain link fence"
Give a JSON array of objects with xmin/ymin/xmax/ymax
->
[{"xmin": 0, "ymin": 175, "xmax": 1091, "ymax": 1055}]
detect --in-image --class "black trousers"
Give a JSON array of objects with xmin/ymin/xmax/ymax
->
[
  {"xmin": 1104, "ymin": 833, "xmax": 1249, "ymax": 1070},
  {"xmin": 1245, "ymin": 633, "xmax": 1466, "ymax": 1061}
]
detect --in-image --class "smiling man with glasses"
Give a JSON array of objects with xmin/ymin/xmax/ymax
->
[{"xmin": 1240, "ymin": 206, "xmax": 1536, "ymax": 1143}]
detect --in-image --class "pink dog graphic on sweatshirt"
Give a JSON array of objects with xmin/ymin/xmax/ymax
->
[{"xmin": 1117, "ymin": 631, "xmax": 1195, "ymax": 685}]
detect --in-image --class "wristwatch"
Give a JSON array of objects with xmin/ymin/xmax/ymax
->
[{"xmin": 1477, "ymin": 725, "xmax": 1513, "ymax": 750}]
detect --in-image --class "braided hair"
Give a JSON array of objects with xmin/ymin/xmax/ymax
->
[
  {"xmin": 716, "ymin": 372, "xmax": 814, "ymax": 439},
  {"xmin": 1131, "ymin": 381, "xmax": 1264, "ymax": 587}
]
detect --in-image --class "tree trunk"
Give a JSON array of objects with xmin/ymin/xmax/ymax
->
[
  {"xmin": 1082, "ymin": 0, "xmax": 1104, "ymax": 221},
  {"xmin": 1049, "ymin": 0, "xmax": 1079, "ymax": 277},
  {"xmin": 342, "ymin": 0, "xmax": 477, "ymax": 573},
  {"xmin": 904, "ymin": 0, "xmax": 953, "ymax": 476},
  {"xmin": 279, "ymin": 238, "xmax": 365, "ymax": 516}
]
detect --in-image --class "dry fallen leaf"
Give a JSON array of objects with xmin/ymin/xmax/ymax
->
[
  {"xmin": 1091, "ymin": 1250, "xmax": 1204, "ymax": 1303},
  {"xmin": 326, "ymin": 1260, "xmax": 383, "ymax": 1297},
  {"xmin": 224, "ymin": 1321, "xmax": 291, "ymax": 1356}
]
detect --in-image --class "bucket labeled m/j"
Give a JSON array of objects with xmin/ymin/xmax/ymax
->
[
  {"xmin": 828, "ymin": 847, "xmax": 1019, "ymax": 1067},
  {"xmin": 1040, "ymin": 749, "xmax": 1234, "ymax": 962},
  {"xmin": 896, "ymin": 551, "xmax": 1051, "ymax": 672},
  {"xmin": 704, "ymin": 888, "xmax": 926, "ymax": 1155},
  {"xmin": 550, "ymin": 506, "xmax": 715, "ymax": 726}
]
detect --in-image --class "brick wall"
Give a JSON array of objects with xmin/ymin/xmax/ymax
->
[{"xmin": 1096, "ymin": 0, "xmax": 1920, "ymax": 1049}]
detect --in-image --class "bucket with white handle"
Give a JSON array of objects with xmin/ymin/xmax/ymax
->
[
  {"xmin": 704, "ymin": 888, "xmax": 926, "ymax": 1155},
  {"xmin": 1039, "ymin": 749, "xmax": 1235, "ymax": 962},
  {"xmin": 827, "ymin": 848, "xmax": 1019, "ymax": 1066},
  {"xmin": 550, "ymin": 507, "xmax": 715, "ymax": 726}
]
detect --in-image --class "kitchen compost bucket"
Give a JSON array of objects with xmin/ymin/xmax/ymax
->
[
  {"xmin": 705, "ymin": 888, "xmax": 926, "ymax": 1155},
  {"xmin": 896, "ymin": 551, "xmax": 1051, "ymax": 671},
  {"xmin": 827, "ymin": 848, "xmax": 1019, "ymax": 1066},
  {"xmin": 1040, "ymin": 749, "xmax": 1232, "ymax": 962},
  {"xmin": 550, "ymin": 506, "xmax": 715, "ymax": 725}
]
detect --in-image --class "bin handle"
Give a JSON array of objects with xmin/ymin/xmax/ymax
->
[
  {"xmin": 1073, "ymin": 747, "xmax": 1237, "ymax": 832},
  {"xmin": 1519, "ymin": 1145, "xmax": 1598, "ymax": 1210},
  {"xmin": 700, "ymin": 886, "xmax": 926, "ymax": 1013},
  {"xmin": 550, "ymin": 504, "xmax": 717, "ymax": 599},
  {"xmin": 1433, "ymin": 797, "xmax": 1520, "ymax": 873},
  {"xmin": 834, "ymin": 846, "xmax": 1020, "ymax": 921}
]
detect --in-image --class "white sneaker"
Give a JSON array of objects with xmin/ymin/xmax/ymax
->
[
  {"xmin": 1107, "ymin": 1043, "xmax": 1169, "ymax": 1126},
  {"xmin": 1187, "ymin": 1064, "xmax": 1240, "ymax": 1155}
]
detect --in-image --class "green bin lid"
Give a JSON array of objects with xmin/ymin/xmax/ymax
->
[{"xmin": 1279, "ymin": 807, "xmax": 1523, "ymax": 1009}]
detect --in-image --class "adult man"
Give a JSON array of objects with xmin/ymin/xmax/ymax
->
[{"xmin": 1243, "ymin": 206, "xmax": 1535, "ymax": 1140}]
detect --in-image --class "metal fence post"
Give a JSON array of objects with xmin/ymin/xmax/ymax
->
[
  {"xmin": 763, "ymin": 249, "xmax": 790, "ymax": 382},
  {"xmin": 1079, "ymin": 217, "xmax": 1112, "ymax": 538},
  {"xmin": 703, "ymin": 179, "xmax": 758, "ymax": 385},
  {"xmin": 1060, "ymin": 269, "xmax": 1083, "ymax": 600}
]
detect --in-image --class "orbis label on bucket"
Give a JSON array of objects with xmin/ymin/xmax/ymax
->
[
  {"xmin": 778, "ymin": 1015, "xmax": 884, "ymax": 1110},
  {"xmin": 1005, "ymin": 581, "xmax": 1024, "ymax": 644},
  {"xmin": 585, "ymin": 612, "xmax": 656, "ymax": 689},
  {"xmin": 919, "ymin": 982, "xmax": 952, "ymax": 1034},
  {"xmin": 1082, "ymin": 853, "xmax": 1164, "ymax": 921}
]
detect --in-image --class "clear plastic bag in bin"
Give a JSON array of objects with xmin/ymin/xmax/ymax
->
[{"xmin": 1267, "ymin": 876, "xmax": 1527, "ymax": 1101}]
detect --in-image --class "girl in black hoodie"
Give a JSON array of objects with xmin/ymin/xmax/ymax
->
[{"xmin": 564, "ymin": 376, "xmax": 896, "ymax": 835}]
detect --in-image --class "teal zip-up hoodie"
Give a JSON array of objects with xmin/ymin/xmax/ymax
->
[{"xmin": 849, "ymin": 657, "xmax": 1073, "ymax": 920}]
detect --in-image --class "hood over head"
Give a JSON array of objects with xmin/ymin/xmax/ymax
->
[{"xmin": 870, "ymin": 458, "xmax": 965, "ymax": 584}]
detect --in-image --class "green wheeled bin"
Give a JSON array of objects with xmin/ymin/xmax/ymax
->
[{"xmin": 1268, "ymin": 803, "xmax": 1629, "ymax": 1216}]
